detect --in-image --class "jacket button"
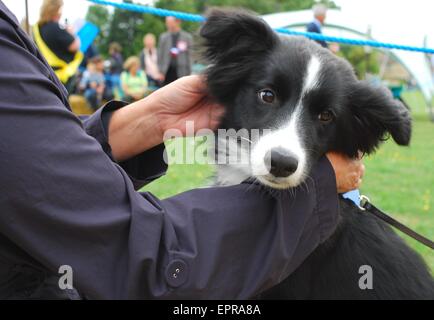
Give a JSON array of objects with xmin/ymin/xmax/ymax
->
[{"xmin": 165, "ymin": 259, "xmax": 188, "ymax": 288}]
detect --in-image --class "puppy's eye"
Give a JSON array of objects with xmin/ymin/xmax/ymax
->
[
  {"xmin": 318, "ymin": 110, "xmax": 335, "ymax": 123},
  {"xmin": 258, "ymin": 89, "xmax": 276, "ymax": 104}
]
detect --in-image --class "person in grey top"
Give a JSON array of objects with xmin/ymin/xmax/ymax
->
[
  {"xmin": 158, "ymin": 16, "xmax": 193, "ymax": 85},
  {"xmin": 0, "ymin": 1, "xmax": 364, "ymax": 299}
]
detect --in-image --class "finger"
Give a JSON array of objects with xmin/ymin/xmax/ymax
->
[
  {"xmin": 210, "ymin": 103, "xmax": 226, "ymax": 117},
  {"xmin": 181, "ymin": 75, "xmax": 208, "ymax": 94},
  {"xmin": 359, "ymin": 163, "xmax": 366, "ymax": 178},
  {"xmin": 352, "ymin": 175, "xmax": 359, "ymax": 188},
  {"xmin": 347, "ymin": 174, "xmax": 360, "ymax": 190}
]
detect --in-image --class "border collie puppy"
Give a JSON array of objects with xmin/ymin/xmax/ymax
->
[{"xmin": 200, "ymin": 9, "xmax": 434, "ymax": 299}]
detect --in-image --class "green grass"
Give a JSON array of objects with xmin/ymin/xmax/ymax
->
[
  {"xmin": 142, "ymin": 114, "xmax": 434, "ymax": 272},
  {"xmin": 401, "ymin": 90, "xmax": 428, "ymax": 114},
  {"xmin": 142, "ymin": 138, "xmax": 214, "ymax": 199},
  {"xmin": 361, "ymin": 113, "xmax": 434, "ymax": 272}
]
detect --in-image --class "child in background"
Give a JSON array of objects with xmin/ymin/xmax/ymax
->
[
  {"xmin": 80, "ymin": 56, "xmax": 112, "ymax": 110},
  {"xmin": 108, "ymin": 42, "xmax": 124, "ymax": 99}
]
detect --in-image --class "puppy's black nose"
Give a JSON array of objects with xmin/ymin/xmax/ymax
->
[{"xmin": 265, "ymin": 148, "xmax": 299, "ymax": 178}]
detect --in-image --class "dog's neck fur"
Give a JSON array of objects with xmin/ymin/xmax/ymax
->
[{"xmin": 215, "ymin": 164, "xmax": 251, "ymax": 186}]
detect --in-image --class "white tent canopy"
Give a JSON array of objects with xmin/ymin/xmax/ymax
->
[{"xmin": 262, "ymin": 9, "xmax": 434, "ymax": 107}]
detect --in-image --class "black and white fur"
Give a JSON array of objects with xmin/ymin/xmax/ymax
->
[{"xmin": 200, "ymin": 9, "xmax": 434, "ymax": 299}]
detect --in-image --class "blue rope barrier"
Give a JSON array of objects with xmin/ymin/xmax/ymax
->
[
  {"xmin": 87, "ymin": 0, "xmax": 434, "ymax": 54},
  {"xmin": 88, "ymin": 0, "xmax": 205, "ymax": 22}
]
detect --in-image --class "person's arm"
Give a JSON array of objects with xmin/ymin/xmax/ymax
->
[
  {"xmin": 79, "ymin": 71, "xmax": 88, "ymax": 91},
  {"xmin": 120, "ymin": 72, "xmax": 131, "ymax": 97},
  {"xmin": 130, "ymin": 72, "xmax": 148, "ymax": 100},
  {"xmin": 140, "ymin": 50, "xmax": 145, "ymax": 71},
  {"xmin": 52, "ymin": 23, "xmax": 80, "ymax": 53},
  {"xmin": 81, "ymin": 100, "xmax": 168, "ymax": 190},
  {"xmin": 0, "ymin": 15, "xmax": 342, "ymax": 299},
  {"xmin": 65, "ymin": 24, "xmax": 80, "ymax": 53},
  {"xmin": 68, "ymin": 38, "xmax": 80, "ymax": 53},
  {"xmin": 96, "ymin": 74, "xmax": 105, "ymax": 93}
]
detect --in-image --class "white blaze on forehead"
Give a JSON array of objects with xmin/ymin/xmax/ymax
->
[
  {"xmin": 250, "ymin": 107, "xmax": 307, "ymax": 188},
  {"xmin": 302, "ymin": 55, "xmax": 321, "ymax": 95},
  {"xmin": 245, "ymin": 55, "xmax": 322, "ymax": 189}
]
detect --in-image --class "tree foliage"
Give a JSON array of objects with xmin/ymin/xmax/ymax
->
[
  {"xmin": 86, "ymin": 0, "xmax": 339, "ymax": 57},
  {"xmin": 338, "ymin": 45, "xmax": 380, "ymax": 79},
  {"xmin": 84, "ymin": 0, "xmax": 380, "ymax": 77}
]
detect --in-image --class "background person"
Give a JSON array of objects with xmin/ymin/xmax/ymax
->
[
  {"xmin": 140, "ymin": 33, "xmax": 164, "ymax": 89},
  {"xmin": 121, "ymin": 56, "xmax": 148, "ymax": 102},
  {"xmin": 79, "ymin": 44, "xmax": 99, "ymax": 73},
  {"xmin": 307, "ymin": 3, "xmax": 328, "ymax": 48},
  {"xmin": 79, "ymin": 56, "xmax": 113, "ymax": 110},
  {"xmin": 108, "ymin": 42, "xmax": 124, "ymax": 99},
  {"xmin": 33, "ymin": 0, "xmax": 82, "ymax": 92},
  {"xmin": 158, "ymin": 16, "xmax": 193, "ymax": 85}
]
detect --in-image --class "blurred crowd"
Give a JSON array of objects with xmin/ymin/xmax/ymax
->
[{"xmin": 33, "ymin": 0, "xmax": 194, "ymax": 111}]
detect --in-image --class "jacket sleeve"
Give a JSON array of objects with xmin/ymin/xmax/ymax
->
[
  {"xmin": 157, "ymin": 34, "xmax": 165, "ymax": 74},
  {"xmin": 0, "ymin": 13, "xmax": 339, "ymax": 299},
  {"xmin": 81, "ymin": 101, "xmax": 168, "ymax": 189},
  {"xmin": 139, "ymin": 50, "xmax": 145, "ymax": 71}
]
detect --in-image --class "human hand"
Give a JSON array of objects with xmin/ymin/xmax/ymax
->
[
  {"xmin": 132, "ymin": 93, "xmax": 142, "ymax": 101},
  {"xmin": 108, "ymin": 75, "xmax": 225, "ymax": 161},
  {"xmin": 326, "ymin": 151, "xmax": 365, "ymax": 193},
  {"xmin": 157, "ymin": 73, "xmax": 165, "ymax": 81},
  {"xmin": 148, "ymin": 75, "xmax": 225, "ymax": 137}
]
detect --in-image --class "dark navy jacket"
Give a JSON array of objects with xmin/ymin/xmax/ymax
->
[
  {"xmin": 307, "ymin": 20, "xmax": 328, "ymax": 48},
  {"xmin": 0, "ymin": 2, "xmax": 339, "ymax": 299}
]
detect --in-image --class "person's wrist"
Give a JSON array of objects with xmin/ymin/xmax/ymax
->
[
  {"xmin": 144, "ymin": 88, "xmax": 178, "ymax": 141},
  {"xmin": 141, "ymin": 94, "xmax": 165, "ymax": 140},
  {"xmin": 135, "ymin": 96, "xmax": 165, "ymax": 149},
  {"xmin": 108, "ymin": 97, "xmax": 163, "ymax": 161}
]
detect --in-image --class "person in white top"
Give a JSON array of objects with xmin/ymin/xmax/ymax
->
[{"xmin": 140, "ymin": 33, "xmax": 164, "ymax": 88}]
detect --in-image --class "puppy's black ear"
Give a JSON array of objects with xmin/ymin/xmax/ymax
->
[
  {"xmin": 200, "ymin": 8, "xmax": 278, "ymax": 63},
  {"xmin": 337, "ymin": 81, "xmax": 412, "ymax": 157},
  {"xmin": 200, "ymin": 9, "xmax": 278, "ymax": 104}
]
